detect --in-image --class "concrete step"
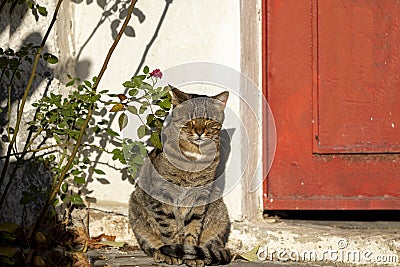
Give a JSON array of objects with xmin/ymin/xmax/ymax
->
[{"xmin": 74, "ymin": 208, "xmax": 400, "ymax": 266}]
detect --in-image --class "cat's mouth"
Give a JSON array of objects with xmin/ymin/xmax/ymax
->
[
  {"xmin": 191, "ymin": 136, "xmax": 214, "ymax": 145},
  {"xmin": 192, "ymin": 137, "xmax": 204, "ymax": 144}
]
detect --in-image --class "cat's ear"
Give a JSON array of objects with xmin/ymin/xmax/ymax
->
[
  {"xmin": 169, "ymin": 85, "xmax": 190, "ymax": 106},
  {"xmin": 212, "ymin": 91, "xmax": 229, "ymax": 109}
]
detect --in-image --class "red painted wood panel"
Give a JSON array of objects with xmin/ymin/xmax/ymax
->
[
  {"xmin": 263, "ymin": 0, "xmax": 400, "ymax": 210},
  {"xmin": 316, "ymin": 0, "xmax": 400, "ymax": 153}
]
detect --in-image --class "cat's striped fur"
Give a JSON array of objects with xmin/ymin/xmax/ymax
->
[{"xmin": 129, "ymin": 87, "xmax": 230, "ymax": 267}]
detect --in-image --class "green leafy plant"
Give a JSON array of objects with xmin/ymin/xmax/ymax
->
[
  {"xmin": 106, "ymin": 66, "xmax": 171, "ymax": 177},
  {"xmin": 0, "ymin": 1, "xmax": 140, "ymax": 265},
  {"xmin": 25, "ymin": 76, "xmax": 112, "ymax": 208}
]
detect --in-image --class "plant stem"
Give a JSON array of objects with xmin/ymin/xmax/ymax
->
[
  {"xmin": 7, "ymin": 69, "xmax": 18, "ymax": 141},
  {"xmin": 0, "ymin": 0, "xmax": 64, "ymax": 194},
  {"xmin": 28, "ymin": 0, "xmax": 138, "ymax": 239},
  {"xmin": 24, "ymin": 127, "xmax": 44, "ymax": 152}
]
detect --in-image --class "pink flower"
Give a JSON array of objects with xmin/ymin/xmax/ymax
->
[{"xmin": 150, "ymin": 69, "xmax": 163, "ymax": 79}]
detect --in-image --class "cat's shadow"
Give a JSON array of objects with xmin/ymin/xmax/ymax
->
[{"xmin": 215, "ymin": 128, "xmax": 235, "ymax": 193}]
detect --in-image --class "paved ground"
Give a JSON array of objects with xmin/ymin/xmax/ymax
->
[
  {"xmin": 87, "ymin": 249, "xmax": 326, "ymax": 267},
  {"xmin": 80, "ymin": 208, "xmax": 400, "ymax": 267}
]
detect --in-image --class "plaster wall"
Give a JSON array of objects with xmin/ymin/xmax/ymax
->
[{"xmin": 73, "ymin": 0, "xmax": 247, "ymax": 220}]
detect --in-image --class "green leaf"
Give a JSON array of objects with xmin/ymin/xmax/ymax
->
[
  {"xmin": 132, "ymin": 155, "xmax": 143, "ymax": 165},
  {"xmin": 155, "ymin": 109, "xmax": 167, "ymax": 117},
  {"xmin": 20, "ymin": 191, "xmax": 34, "ymax": 205},
  {"xmin": 68, "ymin": 129, "xmax": 80, "ymax": 140},
  {"xmin": 74, "ymin": 176, "xmax": 85, "ymax": 185},
  {"xmin": 159, "ymin": 99, "xmax": 171, "ymax": 110},
  {"xmin": 84, "ymin": 80, "xmax": 92, "ymax": 88},
  {"xmin": 150, "ymin": 132, "xmax": 162, "ymax": 149},
  {"xmin": 76, "ymin": 118, "xmax": 85, "ymax": 126},
  {"xmin": 118, "ymin": 113, "xmax": 128, "ymax": 131},
  {"xmin": 61, "ymin": 183, "xmax": 68, "ymax": 193},
  {"xmin": 128, "ymin": 89, "xmax": 138, "ymax": 96},
  {"xmin": 133, "ymin": 76, "xmax": 143, "ymax": 88},
  {"xmin": 70, "ymin": 195, "xmax": 84, "ymax": 205},
  {"xmin": 126, "ymin": 106, "xmax": 137, "ymax": 115},
  {"xmin": 91, "ymin": 94, "xmax": 101, "ymax": 102},
  {"xmin": 143, "ymin": 66, "xmax": 149, "ymax": 74},
  {"xmin": 93, "ymin": 125, "xmax": 100, "ymax": 134},
  {"xmin": 72, "ymin": 169, "xmax": 82, "ymax": 175},
  {"xmin": 0, "ymin": 222, "xmax": 20, "ymax": 233},
  {"xmin": 53, "ymin": 134, "xmax": 61, "ymax": 143},
  {"xmin": 139, "ymin": 105, "xmax": 147, "ymax": 114},
  {"xmin": 146, "ymin": 114, "xmax": 155, "ymax": 125},
  {"xmin": 36, "ymin": 5, "xmax": 48, "ymax": 16},
  {"xmin": 0, "ymin": 247, "xmax": 19, "ymax": 258},
  {"xmin": 65, "ymin": 80, "xmax": 75, "ymax": 87},
  {"xmin": 123, "ymin": 81, "xmax": 135, "ymax": 88},
  {"xmin": 106, "ymin": 128, "xmax": 119, "ymax": 137},
  {"xmin": 43, "ymin": 53, "xmax": 58, "ymax": 64},
  {"xmin": 94, "ymin": 169, "xmax": 105, "ymax": 175},
  {"xmin": 137, "ymin": 125, "xmax": 147, "ymax": 139},
  {"xmin": 83, "ymin": 157, "xmax": 90, "ymax": 164}
]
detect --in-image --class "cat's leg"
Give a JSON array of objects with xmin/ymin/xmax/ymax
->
[
  {"xmin": 152, "ymin": 202, "xmax": 183, "ymax": 265},
  {"xmin": 180, "ymin": 205, "xmax": 207, "ymax": 267},
  {"xmin": 196, "ymin": 199, "xmax": 231, "ymax": 266},
  {"xmin": 154, "ymin": 205, "xmax": 206, "ymax": 266},
  {"xmin": 128, "ymin": 190, "xmax": 164, "ymax": 256},
  {"xmin": 130, "ymin": 188, "xmax": 182, "ymax": 265}
]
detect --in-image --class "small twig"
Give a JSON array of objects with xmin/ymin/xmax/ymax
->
[
  {"xmin": 24, "ymin": 127, "xmax": 44, "ymax": 151},
  {"xmin": 0, "ymin": 142, "xmax": 114, "ymax": 159},
  {"xmin": 6, "ymin": 67, "xmax": 19, "ymax": 141}
]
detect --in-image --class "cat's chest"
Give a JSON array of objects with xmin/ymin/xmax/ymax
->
[{"xmin": 155, "ymin": 153, "xmax": 218, "ymax": 186}]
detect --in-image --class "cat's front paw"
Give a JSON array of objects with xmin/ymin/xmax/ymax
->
[
  {"xmin": 154, "ymin": 249, "xmax": 183, "ymax": 265},
  {"xmin": 184, "ymin": 259, "xmax": 205, "ymax": 267}
]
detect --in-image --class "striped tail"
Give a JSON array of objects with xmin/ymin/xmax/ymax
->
[{"xmin": 159, "ymin": 243, "xmax": 231, "ymax": 265}]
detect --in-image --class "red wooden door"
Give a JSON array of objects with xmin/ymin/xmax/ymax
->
[{"xmin": 263, "ymin": 0, "xmax": 400, "ymax": 210}]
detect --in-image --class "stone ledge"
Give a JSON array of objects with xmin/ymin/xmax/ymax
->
[{"xmin": 73, "ymin": 208, "xmax": 400, "ymax": 266}]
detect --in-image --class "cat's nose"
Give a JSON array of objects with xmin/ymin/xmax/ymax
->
[{"xmin": 194, "ymin": 128, "xmax": 204, "ymax": 138}]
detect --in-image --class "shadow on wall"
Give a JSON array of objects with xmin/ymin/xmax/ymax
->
[
  {"xmin": 71, "ymin": 0, "xmax": 147, "ymax": 80},
  {"xmin": 0, "ymin": 3, "xmax": 60, "ymax": 224},
  {"xmin": 0, "ymin": 3, "xmax": 54, "ymax": 152}
]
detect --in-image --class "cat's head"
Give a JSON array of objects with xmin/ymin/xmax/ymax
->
[{"xmin": 168, "ymin": 86, "xmax": 229, "ymax": 160}]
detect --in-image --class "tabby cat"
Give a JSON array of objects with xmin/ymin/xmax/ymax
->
[{"xmin": 128, "ymin": 87, "xmax": 231, "ymax": 267}]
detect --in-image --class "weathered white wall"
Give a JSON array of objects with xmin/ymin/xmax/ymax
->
[{"xmin": 73, "ymin": 0, "xmax": 246, "ymax": 220}]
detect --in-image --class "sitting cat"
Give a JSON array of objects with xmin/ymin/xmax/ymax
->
[{"xmin": 128, "ymin": 87, "xmax": 231, "ymax": 267}]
